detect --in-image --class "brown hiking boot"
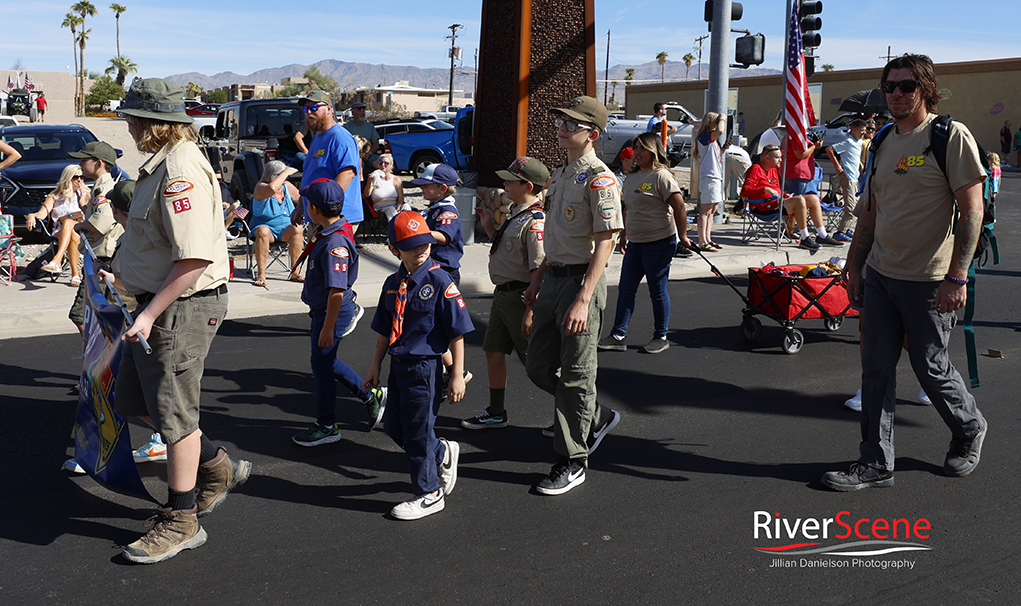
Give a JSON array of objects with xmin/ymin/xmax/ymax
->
[
  {"xmin": 196, "ymin": 448, "xmax": 252, "ymax": 517},
  {"xmin": 122, "ymin": 507, "xmax": 207, "ymax": 564}
]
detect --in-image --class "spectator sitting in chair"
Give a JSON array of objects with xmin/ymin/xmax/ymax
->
[
  {"xmin": 251, "ymin": 160, "xmax": 304, "ymax": 285},
  {"xmin": 25, "ymin": 164, "xmax": 90, "ymax": 283},
  {"xmin": 740, "ymin": 145, "xmax": 841, "ymax": 251}
]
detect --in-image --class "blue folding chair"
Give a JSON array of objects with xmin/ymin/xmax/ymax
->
[{"xmin": 741, "ymin": 197, "xmax": 789, "ymax": 250}]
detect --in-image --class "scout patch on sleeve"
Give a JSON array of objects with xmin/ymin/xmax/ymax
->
[
  {"xmin": 333, "ymin": 261, "xmax": 347, "ymax": 273},
  {"xmin": 163, "ymin": 180, "xmax": 194, "ymax": 196},
  {"xmin": 529, "ymin": 221, "xmax": 544, "ymax": 233},
  {"xmin": 438, "ymin": 210, "xmax": 458, "ymax": 225},
  {"xmin": 330, "ymin": 246, "xmax": 349, "ymax": 258},
  {"xmin": 599, "ymin": 202, "xmax": 616, "ymax": 219},
  {"xmin": 456, "ymin": 296, "xmax": 466, "ymax": 309},
  {"xmin": 590, "ymin": 175, "xmax": 616, "ymax": 189},
  {"xmin": 444, "ymin": 282, "xmax": 461, "ymax": 298},
  {"xmin": 172, "ymin": 198, "xmax": 192, "ymax": 214},
  {"xmin": 91, "ymin": 195, "xmax": 109, "ymax": 207}
]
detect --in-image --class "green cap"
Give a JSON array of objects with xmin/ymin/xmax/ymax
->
[
  {"xmin": 69, "ymin": 141, "xmax": 118, "ymax": 166},
  {"xmin": 301, "ymin": 89, "xmax": 333, "ymax": 107},
  {"xmin": 496, "ymin": 156, "xmax": 550, "ymax": 188},
  {"xmin": 118, "ymin": 78, "xmax": 193, "ymax": 124},
  {"xmin": 108, "ymin": 179, "xmax": 136, "ymax": 213},
  {"xmin": 551, "ymin": 95, "xmax": 608, "ymax": 130}
]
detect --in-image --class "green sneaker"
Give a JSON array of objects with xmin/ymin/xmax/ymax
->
[
  {"xmin": 364, "ymin": 387, "xmax": 387, "ymax": 430},
  {"xmin": 292, "ymin": 422, "xmax": 341, "ymax": 447}
]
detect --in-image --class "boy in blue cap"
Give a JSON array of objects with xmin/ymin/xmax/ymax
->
[
  {"xmin": 293, "ymin": 178, "xmax": 387, "ymax": 447},
  {"xmin": 364, "ymin": 210, "xmax": 474, "ymax": 520}
]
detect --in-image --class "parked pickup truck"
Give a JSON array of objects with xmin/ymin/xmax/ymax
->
[
  {"xmin": 388, "ymin": 107, "xmax": 474, "ymax": 177},
  {"xmin": 413, "ymin": 105, "xmax": 462, "ymax": 122},
  {"xmin": 199, "ymin": 97, "xmax": 305, "ymax": 204},
  {"xmin": 600, "ymin": 103, "xmax": 698, "ymax": 169}
]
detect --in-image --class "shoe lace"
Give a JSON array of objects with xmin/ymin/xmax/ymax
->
[{"xmin": 139, "ymin": 510, "xmax": 175, "ymax": 546}]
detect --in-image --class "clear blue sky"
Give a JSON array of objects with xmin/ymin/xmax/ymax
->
[{"xmin": 4, "ymin": 1, "xmax": 1018, "ymax": 80}]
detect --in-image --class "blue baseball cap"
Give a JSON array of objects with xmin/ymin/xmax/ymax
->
[
  {"xmin": 410, "ymin": 163, "xmax": 459, "ymax": 187},
  {"xmin": 301, "ymin": 178, "xmax": 345, "ymax": 214}
]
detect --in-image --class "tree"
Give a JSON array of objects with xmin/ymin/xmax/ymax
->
[
  {"xmin": 110, "ymin": 3, "xmax": 126, "ymax": 59},
  {"xmin": 73, "ymin": 1, "xmax": 98, "ymax": 117},
  {"xmin": 61, "ymin": 12, "xmax": 82, "ymax": 112},
  {"xmin": 10, "ymin": 59, "xmax": 24, "ymax": 70},
  {"xmin": 656, "ymin": 51, "xmax": 669, "ymax": 83},
  {"xmin": 610, "ymin": 81, "xmax": 619, "ymax": 108},
  {"xmin": 682, "ymin": 53, "xmax": 696, "ymax": 80},
  {"xmin": 821, "ymin": 64, "xmax": 835, "ymax": 72},
  {"xmin": 624, "ymin": 68, "xmax": 635, "ymax": 86},
  {"xmin": 303, "ymin": 65, "xmax": 341, "ymax": 101},
  {"xmin": 207, "ymin": 89, "xmax": 228, "ymax": 104},
  {"xmin": 85, "ymin": 74, "xmax": 124, "ymax": 109},
  {"xmin": 185, "ymin": 82, "xmax": 202, "ymax": 99},
  {"xmin": 105, "ymin": 55, "xmax": 137, "ymax": 87}
]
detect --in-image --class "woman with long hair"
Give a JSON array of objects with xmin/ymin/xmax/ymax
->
[
  {"xmin": 692, "ymin": 111, "xmax": 726, "ymax": 251},
  {"xmin": 598, "ymin": 132, "xmax": 693, "ymax": 354},
  {"xmin": 26, "ymin": 164, "xmax": 90, "ymax": 283}
]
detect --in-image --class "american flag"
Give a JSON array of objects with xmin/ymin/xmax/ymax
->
[
  {"xmin": 25, "ymin": 74, "xmax": 34, "ymax": 92},
  {"xmin": 5, "ymin": 75, "xmax": 12, "ymax": 92},
  {"xmin": 784, "ymin": 0, "xmax": 817, "ymax": 155},
  {"xmin": 232, "ymin": 205, "xmax": 249, "ymax": 221}
]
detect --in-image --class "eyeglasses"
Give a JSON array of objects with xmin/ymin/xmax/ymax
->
[
  {"xmin": 880, "ymin": 79, "xmax": 919, "ymax": 94},
  {"xmin": 554, "ymin": 117, "xmax": 592, "ymax": 133},
  {"xmin": 303, "ymin": 103, "xmax": 325, "ymax": 114}
]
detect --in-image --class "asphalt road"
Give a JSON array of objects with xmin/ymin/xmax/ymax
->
[{"xmin": 2, "ymin": 177, "xmax": 1019, "ymax": 605}]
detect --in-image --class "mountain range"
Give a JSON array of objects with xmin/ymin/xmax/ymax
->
[{"xmin": 165, "ymin": 58, "xmax": 779, "ymax": 95}]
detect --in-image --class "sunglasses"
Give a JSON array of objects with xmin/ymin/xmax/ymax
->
[
  {"xmin": 72, "ymin": 175, "xmax": 84, "ymax": 180},
  {"xmin": 303, "ymin": 103, "xmax": 325, "ymax": 114},
  {"xmin": 880, "ymin": 79, "xmax": 919, "ymax": 94},
  {"xmin": 379, "ymin": 160, "xmax": 390, "ymax": 166},
  {"xmin": 554, "ymin": 117, "xmax": 592, "ymax": 133}
]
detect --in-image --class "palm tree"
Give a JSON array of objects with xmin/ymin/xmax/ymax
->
[
  {"xmin": 821, "ymin": 64, "xmax": 835, "ymax": 72},
  {"xmin": 110, "ymin": 4, "xmax": 127, "ymax": 59},
  {"xmin": 105, "ymin": 55, "xmax": 138, "ymax": 86},
  {"xmin": 682, "ymin": 53, "xmax": 696, "ymax": 80},
  {"xmin": 624, "ymin": 68, "xmax": 635, "ymax": 86},
  {"xmin": 73, "ymin": 1, "xmax": 98, "ymax": 116},
  {"xmin": 610, "ymin": 81, "xmax": 618, "ymax": 107},
  {"xmin": 656, "ymin": 52, "xmax": 669, "ymax": 83},
  {"xmin": 61, "ymin": 13, "xmax": 82, "ymax": 109}
]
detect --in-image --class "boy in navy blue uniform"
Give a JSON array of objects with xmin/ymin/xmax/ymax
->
[
  {"xmin": 294, "ymin": 179, "xmax": 387, "ymax": 447},
  {"xmin": 364, "ymin": 210, "xmax": 474, "ymax": 520},
  {"xmin": 409, "ymin": 163, "xmax": 472, "ymax": 396}
]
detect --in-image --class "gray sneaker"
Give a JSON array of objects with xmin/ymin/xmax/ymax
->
[
  {"xmin": 799, "ymin": 236, "xmax": 821, "ymax": 251},
  {"xmin": 820, "ymin": 462, "xmax": 894, "ymax": 491},
  {"xmin": 597, "ymin": 334, "xmax": 626, "ymax": 351},
  {"xmin": 642, "ymin": 337, "xmax": 669, "ymax": 354},
  {"xmin": 342, "ymin": 304, "xmax": 365, "ymax": 338},
  {"xmin": 944, "ymin": 424, "xmax": 987, "ymax": 477},
  {"xmin": 817, "ymin": 235, "xmax": 843, "ymax": 246},
  {"xmin": 122, "ymin": 507, "xmax": 207, "ymax": 564}
]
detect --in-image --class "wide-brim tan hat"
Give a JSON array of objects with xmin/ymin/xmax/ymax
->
[{"xmin": 118, "ymin": 78, "xmax": 193, "ymax": 124}]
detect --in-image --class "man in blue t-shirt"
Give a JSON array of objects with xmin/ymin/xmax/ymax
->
[
  {"xmin": 825, "ymin": 119, "xmax": 866, "ymax": 240},
  {"xmin": 296, "ymin": 90, "xmax": 364, "ymax": 228},
  {"xmin": 645, "ymin": 103, "xmax": 677, "ymax": 139}
]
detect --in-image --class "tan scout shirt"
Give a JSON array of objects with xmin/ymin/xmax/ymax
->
[
  {"xmin": 862, "ymin": 114, "xmax": 985, "ymax": 281},
  {"xmin": 489, "ymin": 200, "xmax": 545, "ymax": 285},
  {"xmin": 621, "ymin": 168, "xmax": 681, "ymax": 243},
  {"xmin": 543, "ymin": 150, "xmax": 624, "ymax": 265},
  {"xmin": 120, "ymin": 140, "xmax": 229, "ymax": 296},
  {"xmin": 80, "ymin": 172, "xmax": 123, "ymax": 259}
]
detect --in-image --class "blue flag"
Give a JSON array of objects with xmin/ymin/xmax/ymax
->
[{"xmin": 71, "ymin": 255, "xmax": 156, "ymax": 503}]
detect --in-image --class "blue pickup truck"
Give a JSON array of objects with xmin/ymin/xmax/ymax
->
[{"xmin": 387, "ymin": 107, "xmax": 474, "ymax": 177}]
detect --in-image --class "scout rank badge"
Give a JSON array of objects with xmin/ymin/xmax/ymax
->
[
  {"xmin": 445, "ymin": 282, "xmax": 466, "ymax": 309},
  {"xmin": 419, "ymin": 284, "xmax": 435, "ymax": 300}
]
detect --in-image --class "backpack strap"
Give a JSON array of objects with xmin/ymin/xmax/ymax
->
[{"xmin": 862, "ymin": 122, "xmax": 894, "ymax": 212}]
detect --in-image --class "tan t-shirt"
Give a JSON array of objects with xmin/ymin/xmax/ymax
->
[
  {"xmin": 80, "ymin": 172, "xmax": 123, "ymax": 259},
  {"xmin": 621, "ymin": 168, "xmax": 681, "ymax": 243},
  {"xmin": 120, "ymin": 140, "xmax": 229, "ymax": 296},
  {"xmin": 863, "ymin": 114, "xmax": 985, "ymax": 281},
  {"xmin": 488, "ymin": 200, "xmax": 545, "ymax": 285},
  {"xmin": 543, "ymin": 150, "xmax": 624, "ymax": 265}
]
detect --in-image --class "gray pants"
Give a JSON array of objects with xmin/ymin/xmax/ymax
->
[
  {"xmin": 526, "ymin": 272, "xmax": 614, "ymax": 465},
  {"xmin": 859, "ymin": 269, "xmax": 984, "ymax": 471}
]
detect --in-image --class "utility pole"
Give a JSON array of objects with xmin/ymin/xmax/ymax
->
[
  {"xmin": 695, "ymin": 34, "xmax": 710, "ymax": 80},
  {"xmin": 707, "ymin": 0, "xmax": 732, "ymax": 116},
  {"xmin": 447, "ymin": 23, "xmax": 463, "ymax": 106},
  {"xmin": 604, "ymin": 29, "xmax": 610, "ymax": 105},
  {"xmin": 880, "ymin": 46, "xmax": 894, "ymax": 63}
]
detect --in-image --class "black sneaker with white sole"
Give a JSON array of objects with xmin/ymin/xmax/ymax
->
[
  {"xmin": 536, "ymin": 458, "xmax": 586, "ymax": 495},
  {"xmin": 587, "ymin": 409, "xmax": 621, "ymax": 455}
]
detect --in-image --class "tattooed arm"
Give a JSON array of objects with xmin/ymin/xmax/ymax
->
[{"xmin": 935, "ymin": 177, "xmax": 984, "ymax": 313}]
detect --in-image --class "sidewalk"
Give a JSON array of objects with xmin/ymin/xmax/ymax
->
[{"xmin": 0, "ymin": 218, "xmax": 842, "ymax": 340}]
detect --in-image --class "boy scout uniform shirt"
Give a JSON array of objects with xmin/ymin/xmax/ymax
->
[
  {"xmin": 120, "ymin": 140, "xmax": 230, "ymax": 297},
  {"xmin": 622, "ymin": 168, "xmax": 682, "ymax": 243},
  {"xmin": 370, "ymin": 259, "xmax": 474, "ymax": 358},
  {"xmin": 425, "ymin": 197, "xmax": 464, "ymax": 271},
  {"xmin": 488, "ymin": 201, "xmax": 545, "ymax": 285},
  {"xmin": 301, "ymin": 220, "xmax": 359, "ymax": 311},
  {"xmin": 80, "ymin": 172, "xmax": 123, "ymax": 259},
  {"xmin": 543, "ymin": 150, "xmax": 624, "ymax": 265},
  {"xmin": 861, "ymin": 114, "xmax": 985, "ymax": 281}
]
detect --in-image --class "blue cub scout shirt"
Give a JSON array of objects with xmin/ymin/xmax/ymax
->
[
  {"xmin": 425, "ymin": 197, "xmax": 463, "ymax": 271},
  {"xmin": 301, "ymin": 220, "xmax": 359, "ymax": 310},
  {"xmin": 370, "ymin": 259, "xmax": 474, "ymax": 357}
]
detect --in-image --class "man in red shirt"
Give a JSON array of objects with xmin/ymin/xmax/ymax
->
[
  {"xmin": 740, "ymin": 145, "xmax": 835, "ymax": 250},
  {"xmin": 35, "ymin": 93, "xmax": 47, "ymax": 122}
]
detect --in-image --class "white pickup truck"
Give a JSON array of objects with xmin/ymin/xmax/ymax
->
[
  {"xmin": 599, "ymin": 103, "xmax": 699, "ymax": 169},
  {"xmin": 413, "ymin": 105, "xmax": 463, "ymax": 122}
]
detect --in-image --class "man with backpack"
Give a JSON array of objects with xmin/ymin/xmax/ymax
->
[{"xmin": 821, "ymin": 54, "xmax": 988, "ymax": 491}]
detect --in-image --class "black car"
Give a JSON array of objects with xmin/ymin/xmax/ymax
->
[
  {"xmin": 2, "ymin": 88, "xmax": 38, "ymax": 122},
  {"xmin": 0, "ymin": 124, "xmax": 129, "ymax": 237}
]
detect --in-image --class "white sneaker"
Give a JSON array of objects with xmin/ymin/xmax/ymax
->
[
  {"xmin": 918, "ymin": 389, "xmax": 932, "ymax": 405},
  {"xmin": 438, "ymin": 438, "xmax": 459, "ymax": 495},
  {"xmin": 62, "ymin": 458, "xmax": 86, "ymax": 474},
  {"xmin": 391, "ymin": 490, "xmax": 445, "ymax": 520},
  {"xmin": 844, "ymin": 389, "xmax": 862, "ymax": 412}
]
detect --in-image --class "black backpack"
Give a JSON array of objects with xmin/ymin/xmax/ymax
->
[{"xmin": 863, "ymin": 115, "xmax": 999, "ymax": 387}]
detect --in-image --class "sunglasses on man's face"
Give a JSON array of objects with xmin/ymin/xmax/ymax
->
[
  {"xmin": 554, "ymin": 117, "xmax": 592, "ymax": 133},
  {"xmin": 880, "ymin": 79, "xmax": 919, "ymax": 94},
  {"xmin": 303, "ymin": 103, "xmax": 325, "ymax": 114}
]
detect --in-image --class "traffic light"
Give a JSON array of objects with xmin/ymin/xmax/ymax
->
[
  {"xmin": 735, "ymin": 34, "xmax": 765, "ymax": 68},
  {"xmin": 800, "ymin": 0, "xmax": 822, "ymax": 48},
  {"xmin": 704, "ymin": 1, "xmax": 743, "ymax": 31},
  {"xmin": 804, "ymin": 56, "xmax": 816, "ymax": 78}
]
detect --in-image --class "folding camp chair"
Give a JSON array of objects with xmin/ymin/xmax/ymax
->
[
  {"xmin": 0, "ymin": 214, "xmax": 21, "ymax": 285},
  {"xmin": 818, "ymin": 170, "xmax": 844, "ymax": 234},
  {"xmin": 741, "ymin": 198, "xmax": 790, "ymax": 250}
]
